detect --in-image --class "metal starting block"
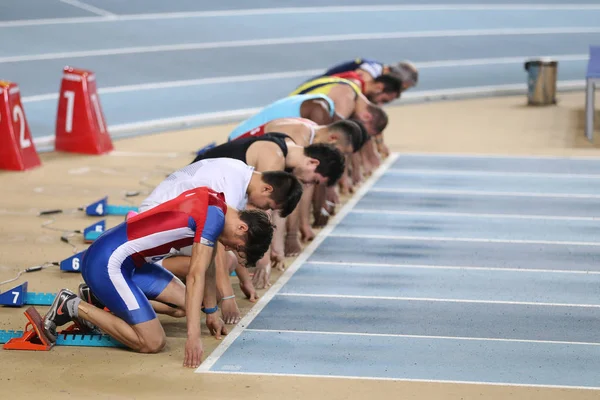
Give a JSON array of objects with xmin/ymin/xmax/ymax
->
[{"xmin": 1, "ymin": 307, "xmax": 125, "ymax": 350}]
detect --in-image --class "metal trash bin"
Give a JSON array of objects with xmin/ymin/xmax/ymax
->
[{"xmin": 524, "ymin": 58, "xmax": 558, "ymax": 106}]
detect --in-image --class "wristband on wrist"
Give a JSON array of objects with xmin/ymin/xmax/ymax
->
[
  {"xmin": 221, "ymin": 295, "xmax": 235, "ymax": 301},
  {"xmin": 201, "ymin": 305, "xmax": 218, "ymax": 314}
]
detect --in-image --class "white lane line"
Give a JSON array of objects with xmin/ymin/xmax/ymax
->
[
  {"xmin": 392, "ymin": 152, "xmax": 600, "ymax": 160},
  {"xmin": 409, "ymin": 53, "xmax": 588, "ymax": 68},
  {"xmin": 201, "ymin": 370, "xmax": 600, "ymax": 391},
  {"xmin": 245, "ymin": 328, "xmax": 600, "ymax": 347},
  {"xmin": 350, "ymin": 209, "xmax": 600, "ymax": 221},
  {"xmin": 327, "ymin": 233, "xmax": 600, "ymax": 246},
  {"xmin": 59, "ymin": 0, "xmax": 115, "ymax": 17},
  {"xmin": 305, "ymin": 261, "xmax": 600, "ymax": 275},
  {"xmin": 386, "ymin": 168, "xmax": 600, "ymax": 179},
  {"xmin": 21, "ymin": 69, "xmax": 323, "ymax": 103},
  {"xmin": 108, "ymin": 150, "xmax": 183, "ymax": 158},
  {"xmin": 194, "ymin": 154, "xmax": 401, "ymax": 373},
  {"xmin": 368, "ymin": 188, "xmax": 600, "ymax": 199},
  {"xmin": 20, "ymin": 55, "xmax": 588, "ymax": 104},
  {"xmin": 3, "ymin": 4, "xmax": 600, "ymax": 27},
  {"xmin": 276, "ymin": 293, "xmax": 600, "ymax": 308},
  {"xmin": 30, "ymin": 80, "xmax": 586, "ymax": 150},
  {"xmin": 2, "ymin": 27, "xmax": 599, "ymax": 64}
]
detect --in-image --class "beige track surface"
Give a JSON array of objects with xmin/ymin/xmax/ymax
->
[{"xmin": 1, "ymin": 92, "xmax": 600, "ymax": 399}]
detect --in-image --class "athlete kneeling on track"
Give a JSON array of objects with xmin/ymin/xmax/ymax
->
[
  {"xmin": 230, "ymin": 118, "xmax": 367, "ymax": 255},
  {"xmin": 134, "ymin": 158, "xmax": 303, "ymax": 324},
  {"xmin": 323, "ymin": 58, "xmax": 419, "ymax": 96},
  {"xmin": 42, "ymin": 187, "xmax": 274, "ymax": 368},
  {"xmin": 192, "ymin": 133, "xmax": 345, "ymax": 289},
  {"xmin": 290, "ymin": 76, "xmax": 389, "ymax": 193}
]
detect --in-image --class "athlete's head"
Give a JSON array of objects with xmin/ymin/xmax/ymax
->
[
  {"xmin": 247, "ymin": 171, "xmax": 303, "ymax": 218},
  {"xmin": 389, "ymin": 61, "xmax": 419, "ymax": 91},
  {"xmin": 323, "ymin": 120, "xmax": 365, "ymax": 154},
  {"xmin": 365, "ymin": 74, "xmax": 402, "ymax": 105},
  {"xmin": 290, "ymin": 143, "xmax": 345, "ymax": 187},
  {"xmin": 353, "ymin": 100, "xmax": 389, "ymax": 136},
  {"xmin": 345, "ymin": 119, "xmax": 369, "ymax": 152},
  {"xmin": 221, "ymin": 209, "xmax": 274, "ymax": 267}
]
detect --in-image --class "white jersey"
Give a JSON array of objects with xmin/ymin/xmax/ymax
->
[{"xmin": 139, "ymin": 158, "xmax": 254, "ymax": 213}]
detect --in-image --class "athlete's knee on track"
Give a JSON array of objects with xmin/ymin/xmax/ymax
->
[{"xmin": 138, "ymin": 332, "xmax": 166, "ymax": 354}]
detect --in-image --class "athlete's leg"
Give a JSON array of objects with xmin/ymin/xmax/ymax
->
[
  {"xmin": 133, "ymin": 262, "xmax": 185, "ymax": 309},
  {"xmin": 162, "ymin": 257, "xmax": 191, "ymax": 280},
  {"xmin": 133, "ymin": 258, "xmax": 227, "ymax": 338},
  {"xmin": 78, "ymin": 300, "xmax": 166, "ymax": 353},
  {"xmin": 70, "ymin": 230, "xmax": 168, "ymax": 353},
  {"xmin": 150, "ymin": 300, "xmax": 185, "ymax": 318}
]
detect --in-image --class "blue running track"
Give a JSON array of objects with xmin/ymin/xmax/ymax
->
[{"xmin": 197, "ymin": 153, "xmax": 600, "ymax": 390}]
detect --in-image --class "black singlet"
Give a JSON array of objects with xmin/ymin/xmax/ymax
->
[{"xmin": 192, "ymin": 132, "xmax": 290, "ymax": 164}]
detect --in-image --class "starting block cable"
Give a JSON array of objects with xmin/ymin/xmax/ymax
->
[
  {"xmin": 0, "ymin": 261, "xmax": 59, "ymax": 287},
  {"xmin": 40, "ymin": 215, "xmax": 81, "ymax": 254},
  {"xmin": 1, "ymin": 165, "xmax": 176, "ymax": 287}
]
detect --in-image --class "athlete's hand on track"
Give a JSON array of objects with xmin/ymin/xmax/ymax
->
[
  {"xmin": 184, "ymin": 336, "xmax": 203, "ymax": 368},
  {"xmin": 338, "ymin": 174, "xmax": 353, "ymax": 195},
  {"xmin": 271, "ymin": 254, "xmax": 286, "ymax": 272},
  {"xmin": 220, "ymin": 298, "xmax": 241, "ymax": 324},
  {"xmin": 313, "ymin": 207, "xmax": 330, "ymax": 227},
  {"xmin": 206, "ymin": 313, "xmax": 228, "ymax": 339},
  {"xmin": 379, "ymin": 143, "xmax": 390, "ymax": 159},
  {"xmin": 326, "ymin": 188, "xmax": 340, "ymax": 214},
  {"xmin": 352, "ymin": 164, "xmax": 363, "ymax": 186},
  {"xmin": 252, "ymin": 262, "xmax": 271, "ymax": 289},
  {"xmin": 239, "ymin": 279, "xmax": 259, "ymax": 302}
]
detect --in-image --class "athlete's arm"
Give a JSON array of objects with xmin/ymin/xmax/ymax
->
[
  {"xmin": 214, "ymin": 243, "xmax": 240, "ymax": 325},
  {"xmin": 332, "ymin": 112, "xmax": 344, "ymax": 121},
  {"xmin": 303, "ymin": 101, "xmax": 334, "ymax": 125},
  {"xmin": 248, "ymin": 141, "xmax": 286, "ymax": 172},
  {"xmin": 184, "ymin": 241, "xmax": 215, "ymax": 368},
  {"xmin": 184, "ymin": 200, "xmax": 226, "ymax": 368},
  {"xmin": 327, "ymin": 85, "xmax": 357, "ymax": 119}
]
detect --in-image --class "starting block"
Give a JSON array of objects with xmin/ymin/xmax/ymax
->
[
  {"xmin": 60, "ymin": 250, "xmax": 86, "ymax": 272},
  {"xmin": 2, "ymin": 307, "xmax": 54, "ymax": 350},
  {"xmin": 83, "ymin": 219, "xmax": 105, "ymax": 242},
  {"xmin": 0, "ymin": 81, "xmax": 41, "ymax": 171},
  {"xmin": 85, "ymin": 196, "xmax": 138, "ymax": 216},
  {"xmin": 196, "ymin": 141, "xmax": 216, "ymax": 156},
  {"xmin": 0, "ymin": 282, "xmax": 55, "ymax": 307},
  {"xmin": 56, "ymin": 330, "xmax": 125, "ymax": 348},
  {"xmin": 2, "ymin": 307, "xmax": 125, "ymax": 350},
  {"xmin": 55, "ymin": 66, "xmax": 113, "ymax": 155}
]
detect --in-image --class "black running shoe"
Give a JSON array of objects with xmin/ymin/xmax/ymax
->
[
  {"xmin": 78, "ymin": 283, "xmax": 106, "ymax": 309},
  {"xmin": 43, "ymin": 289, "xmax": 78, "ymax": 342}
]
